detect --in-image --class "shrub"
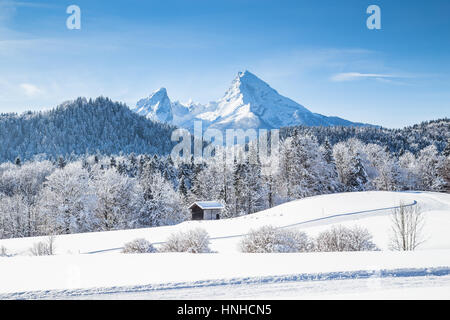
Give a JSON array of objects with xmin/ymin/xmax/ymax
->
[
  {"xmin": 29, "ymin": 235, "xmax": 55, "ymax": 256},
  {"xmin": 161, "ymin": 228, "xmax": 211, "ymax": 253},
  {"xmin": 315, "ymin": 225, "xmax": 377, "ymax": 252},
  {"xmin": 0, "ymin": 246, "xmax": 8, "ymax": 257},
  {"xmin": 240, "ymin": 226, "xmax": 313, "ymax": 253},
  {"xmin": 122, "ymin": 238, "xmax": 157, "ymax": 253}
]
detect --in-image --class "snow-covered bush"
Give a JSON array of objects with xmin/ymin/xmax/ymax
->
[
  {"xmin": 315, "ymin": 225, "xmax": 377, "ymax": 252},
  {"xmin": 122, "ymin": 238, "xmax": 157, "ymax": 254},
  {"xmin": 240, "ymin": 226, "xmax": 313, "ymax": 253},
  {"xmin": 161, "ymin": 228, "xmax": 211, "ymax": 253}
]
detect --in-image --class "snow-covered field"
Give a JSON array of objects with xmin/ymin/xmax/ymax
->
[{"xmin": 0, "ymin": 191, "xmax": 449, "ymax": 299}]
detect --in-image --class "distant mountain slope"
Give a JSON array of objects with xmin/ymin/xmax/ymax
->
[
  {"xmin": 281, "ymin": 118, "xmax": 450, "ymax": 155},
  {"xmin": 134, "ymin": 71, "xmax": 371, "ymax": 130},
  {"xmin": 0, "ymin": 97, "xmax": 176, "ymax": 162}
]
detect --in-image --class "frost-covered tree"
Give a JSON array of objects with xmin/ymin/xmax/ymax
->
[
  {"xmin": 90, "ymin": 168, "xmax": 140, "ymax": 231},
  {"xmin": 364, "ymin": 144, "xmax": 401, "ymax": 191},
  {"xmin": 333, "ymin": 140, "xmax": 369, "ymax": 191},
  {"xmin": 231, "ymin": 150, "xmax": 266, "ymax": 216},
  {"xmin": 37, "ymin": 162, "xmax": 96, "ymax": 234},
  {"xmin": 138, "ymin": 167, "xmax": 187, "ymax": 227},
  {"xmin": 0, "ymin": 160, "xmax": 54, "ymax": 236},
  {"xmin": 279, "ymin": 134, "xmax": 338, "ymax": 201},
  {"xmin": 0, "ymin": 194, "xmax": 30, "ymax": 238},
  {"xmin": 442, "ymin": 155, "xmax": 450, "ymax": 192},
  {"xmin": 416, "ymin": 145, "xmax": 445, "ymax": 191},
  {"xmin": 398, "ymin": 151, "xmax": 420, "ymax": 190}
]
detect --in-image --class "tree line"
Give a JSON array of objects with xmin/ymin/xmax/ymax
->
[{"xmin": 0, "ymin": 132, "xmax": 448, "ymax": 240}]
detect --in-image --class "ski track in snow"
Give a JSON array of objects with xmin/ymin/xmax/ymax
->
[{"xmin": 2, "ymin": 267, "xmax": 448, "ymax": 300}]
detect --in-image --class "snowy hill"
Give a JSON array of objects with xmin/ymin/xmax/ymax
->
[
  {"xmin": 133, "ymin": 71, "xmax": 371, "ymax": 130},
  {"xmin": 2, "ymin": 191, "xmax": 448, "ymax": 255},
  {"xmin": 0, "ymin": 191, "xmax": 449, "ymax": 299},
  {"xmin": 0, "ymin": 97, "xmax": 177, "ymax": 162}
]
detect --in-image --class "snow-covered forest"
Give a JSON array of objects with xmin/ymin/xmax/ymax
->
[
  {"xmin": 1, "ymin": 128, "xmax": 448, "ymax": 240},
  {"xmin": 0, "ymin": 97, "xmax": 176, "ymax": 163},
  {"xmin": 282, "ymin": 118, "xmax": 450, "ymax": 155}
]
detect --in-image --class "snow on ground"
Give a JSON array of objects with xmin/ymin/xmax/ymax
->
[
  {"xmin": 0, "ymin": 191, "xmax": 449, "ymax": 299},
  {"xmin": 68, "ymin": 275, "xmax": 450, "ymax": 300},
  {"xmin": 0, "ymin": 251, "xmax": 449, "ymax": 299}
]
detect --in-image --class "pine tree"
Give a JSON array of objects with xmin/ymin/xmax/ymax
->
[
  {"xmin": 348, "ymin": 153, "xmax": 368, "ymax": 190},
  {"xmin": 444, "ymin": 139, "xmax": 450, "ymax": 157},
  {"xmin": 82, "ymin": 158, "xmax": 90, "ymax": 171},
  {"xmin": 323, "ymin": 138, "xmax": 334, "ymax": 164},
  {"xmin": 232, "ymin": 160, "xmax": 245, "ymax": 215},
  {"xmin": 110, "ymin": 156, "xmax": 116, "ymax": 168},
  {"xmin": 117, "ymin": 161, "xmax": 127, "ymax": 175},
  {"xmin": 178, "ymin": 173, "xmax": 188, "ymax": 199},
  {"xmin": 58, "ymin": 156, "xmax": 66, "ymax": 169}
]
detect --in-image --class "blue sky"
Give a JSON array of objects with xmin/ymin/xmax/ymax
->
[{"xmin": 0, "ymin": 0, "xmax": 449, "ymax": 128}]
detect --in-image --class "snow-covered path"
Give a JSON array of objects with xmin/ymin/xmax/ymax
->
[
  {"xmin": 2, "ymin": 267, "xmax": 449, "ymax": 300},
  {"xmin": 1, "ymin": 250, "xmax": 449, "ymax": 299},
  {"xmin": 68, "ymin": 275, "xmax": 450, "ymax": 300}
]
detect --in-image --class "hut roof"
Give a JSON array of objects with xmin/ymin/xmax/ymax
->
[{"xmin": 189, "ymin": 201, "xmax": 224, "ymax": 210}]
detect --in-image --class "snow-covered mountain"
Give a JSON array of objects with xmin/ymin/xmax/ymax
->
[
  {"xmin": 135, "ymin": 88, "xmax": 174, "ymax": 123},
  {"xmin": 133, "ymin": 71, "xmax": 370, "ymax": 130}
]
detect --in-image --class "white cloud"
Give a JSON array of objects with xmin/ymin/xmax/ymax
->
[
  {"xmin": 20, "ymin": 83, "xmax": 42, "ymax": 96},
  {"xmin": 330, "ymin": 72, "xmax": 398, "ymax": 82}
]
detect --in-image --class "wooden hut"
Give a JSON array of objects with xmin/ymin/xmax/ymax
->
[{"xmin": 189, "ymin": 201, "xmax": 224, "ymax": 220}]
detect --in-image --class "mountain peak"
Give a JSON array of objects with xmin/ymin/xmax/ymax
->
[
  {"xmin": 210, "ymin": 70, "xmax": 312, "ymax": 129},
  {"xmin": 238, "ymin": 69, "xmax": 257, "ymax": 78},
  {"xmin": 151, "ymin": 87, "xmax": 168, "ymax": 97},
  {"xmin": 134, "ymin": 71, "xmax": 371, "ymax": 129},
  {"xmin": 228, "ymin": 70, "xmax": 281, "ymax": 101},
  {"xmin": 134, "ymin": 87, "xmax": 173, "ymax": 123},
  {"xmin": 237, "ymin": 70, "xmax": 253, "ymax": 78},
  {"xmin": 234, "ymin": 70, "xmax": 265, "ymax": 85}
]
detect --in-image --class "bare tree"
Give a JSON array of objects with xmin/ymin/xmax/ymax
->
[
  {"xmin": 0, "ymin": 246, "xmax": 8, "ymax": 257},
  {"xmin": 389, "ymin": 203, "xmax": 425, "ymax": 251},
  {"xmin": 30, "ymin": 235, "xmax": 56, "ymax": 256}
]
